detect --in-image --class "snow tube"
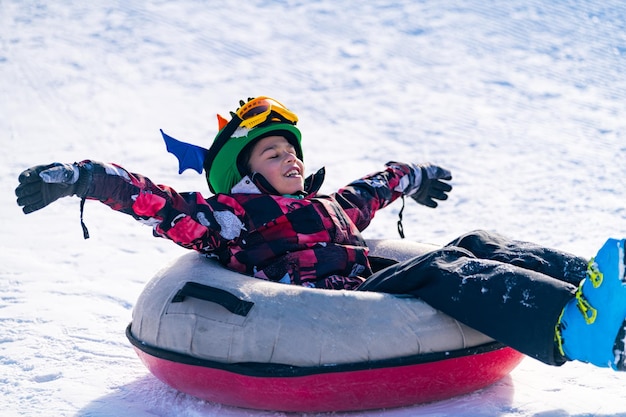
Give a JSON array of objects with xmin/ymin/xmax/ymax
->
[{"xmin": 127, "ymin": 239, "xmax": 524, "ymax": 412}]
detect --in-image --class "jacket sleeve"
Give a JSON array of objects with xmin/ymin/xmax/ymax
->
[
  {"xmin": 79, "ymin": 160, "xmax": 244, "ymax": 256},
  {"xmin": 332, "ymin": 161, "xmax": 422, "ymax": 231}
]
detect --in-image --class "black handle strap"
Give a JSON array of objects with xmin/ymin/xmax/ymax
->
[{"xmin": 171, "ymin": 281, "xmax": 254, "ymax": 317}]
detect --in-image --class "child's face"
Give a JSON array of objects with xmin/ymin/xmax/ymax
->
[{"xmin": 248, "ymin": 135, "xmax": 305, "ymax": 195}]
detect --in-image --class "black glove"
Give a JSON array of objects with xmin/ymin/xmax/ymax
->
[
  {"xmin": 16, "ymin": 163, "xmax": 91, "ymax": 214},
  {"xmin": 410, "ymin": 163, "xmax": 452, "ymax": 208}
]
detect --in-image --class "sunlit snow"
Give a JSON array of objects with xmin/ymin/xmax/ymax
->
[{"xmin": 2, "ymin": 1, "xmax": 626, "ymax": 416}]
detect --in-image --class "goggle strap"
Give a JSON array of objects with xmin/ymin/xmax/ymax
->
[{"xmin": 204, "ymin": 114, "xmax": 243, "ymax": 174}]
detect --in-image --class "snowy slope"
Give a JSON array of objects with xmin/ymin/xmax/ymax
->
[{"xmin": 2, "ymin": 1, "xmax": 626, "ymax": 416}]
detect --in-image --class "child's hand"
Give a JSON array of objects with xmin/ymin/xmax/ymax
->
[
  {"xmin": 16, "ymin": 163, "xmax": 91, "ymax": 214},
  {"xmin": 410, "ymin": 163, "xmax": 452, "ymax": 208}
]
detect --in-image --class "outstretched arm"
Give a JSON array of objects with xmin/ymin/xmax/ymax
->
[
  {"xmin": 15, "ymin": 161, "xmax": 237, "ymax": 255},
  {"xmin": 334, "ymin": 161, "xmax": 452, "ymax": 231}
]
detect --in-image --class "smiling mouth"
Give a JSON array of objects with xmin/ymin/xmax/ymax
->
[{"xmin": 285, "ymin": 169, "xmax": 301, "ymax": 177}]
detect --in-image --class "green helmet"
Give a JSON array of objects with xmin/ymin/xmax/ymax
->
[{"xmin": 204, "ymin": 123, "xmax": 303, "ymax": 194}]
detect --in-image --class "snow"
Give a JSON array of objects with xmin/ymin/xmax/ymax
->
[{"xmin": 2, "ymin": 0, "xmax": 626, "ymax": 416}]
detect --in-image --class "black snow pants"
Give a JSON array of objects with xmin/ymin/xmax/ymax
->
[{"xmin": 358, "ymin": 230, "xmax": 588, "ymax": 365}]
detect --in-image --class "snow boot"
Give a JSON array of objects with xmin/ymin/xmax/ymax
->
[{"xmin": 556, "ymin": 238, "xmax": 626, "ymax": 370}]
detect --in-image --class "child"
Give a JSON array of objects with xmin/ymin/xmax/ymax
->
[{"xmin": 15, "ymin": 96, "xmax": 626, "ymax": 372}]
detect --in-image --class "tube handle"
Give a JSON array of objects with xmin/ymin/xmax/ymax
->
[{"xmin": 171, "ymin": 281, "xmax": 254, "ymax": 317}]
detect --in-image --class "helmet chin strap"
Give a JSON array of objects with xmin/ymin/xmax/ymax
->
[
  {"xmin": 249, "ymin": 172, "xmax": 282, "ymax": 195},
  {"xmin": 230, "ymin": 172, "xmax": 303, "ymax": 198},
  {"xmin": 236, "ymin": 168, "xmax": 326, "ymax": 197}
]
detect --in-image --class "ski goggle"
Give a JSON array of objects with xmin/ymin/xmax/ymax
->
[{"xmin": 236, "ymin": 96, "xmax": 298, "ymax": 129}]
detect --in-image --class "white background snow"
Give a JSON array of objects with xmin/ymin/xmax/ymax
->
[{"xmin": 2, "ymin": 1, "xmax": 626, "ymax": 416}]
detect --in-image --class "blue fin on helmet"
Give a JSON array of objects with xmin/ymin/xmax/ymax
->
[{"xmin": 161, "ymin": 129, "xmax": 209, "ymax": 174}]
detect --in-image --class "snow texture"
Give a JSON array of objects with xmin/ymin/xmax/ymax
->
[{"xmin": 2, "ymin": 1, "xmax": 626, "ymax": 416}]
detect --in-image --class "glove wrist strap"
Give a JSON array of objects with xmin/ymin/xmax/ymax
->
[
  {"xmin": 396, "ymin": 195, "xmax": 406, "ymax": 239},
  {"xmin": 80, "ymin": 196, "xmax": 90, "ymax": 239}
]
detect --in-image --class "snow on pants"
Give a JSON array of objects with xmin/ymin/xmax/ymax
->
[{"xmin": 358, "ymin": 229, "xmax": 588, "ymax": 366}]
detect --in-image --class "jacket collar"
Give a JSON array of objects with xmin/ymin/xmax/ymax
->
[{"xmin": 229, "ymin": 167, "xmax": 326, "ymax": 197}]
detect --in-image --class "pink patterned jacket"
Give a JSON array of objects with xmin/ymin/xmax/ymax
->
[{"xmin": 81, "ymin": 160, "xmax": 421, "ymax": 290}]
